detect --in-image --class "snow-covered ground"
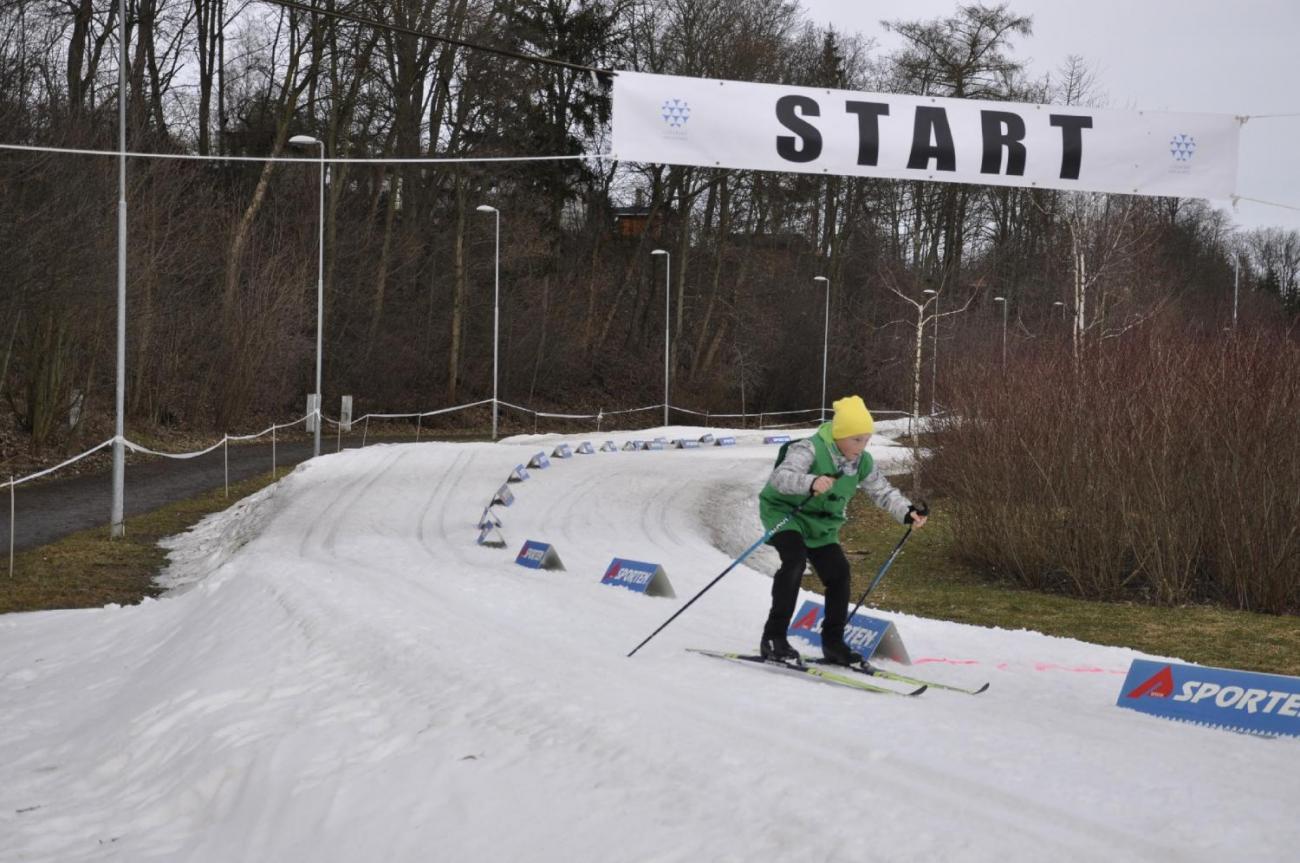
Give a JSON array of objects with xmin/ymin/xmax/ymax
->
[{"xmin": 1, "ymin": 424, "xmax": 1295, "ymax": 862}]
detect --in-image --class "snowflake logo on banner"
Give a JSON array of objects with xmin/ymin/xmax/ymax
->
[
  {"xmin": 661, "ymin": 98, "xmax": 691, "ymax": 129},
  {"xmin": 1169, "ymin": 133, "xmax": 1197, "ymax": 162}
]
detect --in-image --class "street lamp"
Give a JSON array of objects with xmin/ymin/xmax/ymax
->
[
  {"xmin": 651, "ymin": 249, "xmax": 670, "ymax": 427},
  {"xmin": 289, "ymin": 134, "xmax": 325, "ymax": 457},
  {"xmin": 476, "ymin": 204, "xmax": 501, "ymax": 440},
  {"xmin": 813, "ymin": 277, "xmax": 830, "ymax": 423},
  {"xmin": 111, "ymin": 0, "xmax": 128, "ymax": 536},
  {"xmin": 994, "ymin": 296, "xmax": 1008, "ymax": 370},
  {"xmin": 923, "ymin": 287, "xmax": 939, "ymax": 415}
]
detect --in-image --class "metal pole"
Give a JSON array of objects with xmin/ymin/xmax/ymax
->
[
  {"xmin": 930, "ymin": 292, "xmax": 939, "ymax": 415},
  {"xmin": 9, "ymin": 478, "xmax": 14, "ymax": 578},
  {"xmin": 272, "ymin": 425, "xmax": 276, "ymax": 479},
  {"xmin": 223, "ymin": 436, "xmax": 229, "ymax": 498},
  {"xmin": 493, "ymin": 209, "xmax": 500, "ymax": 440},
  {"xmin": 663, "ymin": 254, "xmax": 671, "ymax": 427},
  {"xmin": 1001, "ymin": 301, "xmax": 1008, "ymax": 370},
  {"xmin": 111, "ymin": 0, "xmax": 127, "ymax": 538},
  {"xmin": 815, "ymin": 277, "xmax": 829, "ymax": 423},
  {"xmin": 314, "ymin": 140, "xmax": 324, "ymax": 457},
  {"xmin": 1233, "ymin": 255, "xmax": 1240, "ymax": 333}
]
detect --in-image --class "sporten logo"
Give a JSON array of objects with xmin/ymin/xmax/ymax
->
[{"xmin": 1126, "ymin": 664, "xmax": 1300, "ymax": 717}]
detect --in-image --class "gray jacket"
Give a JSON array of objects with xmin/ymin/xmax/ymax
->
[{"xmin": 767, "ymin": 437, "xmax": 913, "ymax": 524}]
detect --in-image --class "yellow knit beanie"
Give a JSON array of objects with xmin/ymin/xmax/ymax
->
[{"xmin": 830, "ymin": 396, "xmax": 874, "ymax": 439}]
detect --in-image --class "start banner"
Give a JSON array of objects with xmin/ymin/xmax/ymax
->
[{"xmin": 612, "ymin": 70, "xmax": 1239, "ymax": 200}]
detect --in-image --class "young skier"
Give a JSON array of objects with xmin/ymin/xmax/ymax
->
[{"xmin": 758, "ymin": 395, "xmax": 927, "ymax": 665}]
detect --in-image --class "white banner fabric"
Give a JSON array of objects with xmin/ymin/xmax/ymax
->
[{"xmin": 612, "ymin": 71, "xmax": 1239, "ymax": 200}]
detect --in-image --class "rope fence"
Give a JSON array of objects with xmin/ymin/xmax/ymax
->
[{"xmin": 3, "ymin": 396, "xmax": 912, "ymax": 577}]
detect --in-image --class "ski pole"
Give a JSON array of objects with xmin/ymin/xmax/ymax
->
[
  {"xmin": 845, "ymin": 509, "xmax": 925, "ymax": 623},
  {"xmin": 627, "ymin": 492, "xmax": 816, "ymax": 658}
]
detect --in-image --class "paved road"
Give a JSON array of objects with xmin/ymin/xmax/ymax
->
[{"xmin": 1, "ymin": 434, "xmax": 434, "ymax": 552}]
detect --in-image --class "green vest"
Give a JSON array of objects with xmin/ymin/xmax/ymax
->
[{"xmin": 758, "ymin": 424, "xmax": 874, "ymax": 547}]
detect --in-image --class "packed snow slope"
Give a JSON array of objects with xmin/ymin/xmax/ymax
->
[{"xmin": 1, "ymin": 424, "xmax": 1296, "ymax": 862}]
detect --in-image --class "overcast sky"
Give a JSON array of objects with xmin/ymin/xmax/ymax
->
[{"xmin": 796, "ymin": 0, "xmax": 1300, "ymax": 233}]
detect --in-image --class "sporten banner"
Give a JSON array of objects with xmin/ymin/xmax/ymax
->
[{"xmin": 611, "ymin": 71, "xmax": 1239, "ymax": 200}]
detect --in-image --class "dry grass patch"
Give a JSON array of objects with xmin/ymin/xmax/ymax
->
[
  {"xmin": 838, "ymin": 500, "xmax": 1300, "ymax": 677},
  {"xmin": 0, "ymin": 473, "xmax": 278, "ymax": 615}
]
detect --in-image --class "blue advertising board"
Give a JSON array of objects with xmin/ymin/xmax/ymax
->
[
  {"xmin": 507, "ymin": 464, "xmax": 530, "ymax": 483},
  {"xmin": 763, "ymin": 434, "xmax": 792, "ymax": 445},
  {"xmin": 552, "ymin": 443, "xmax": 573, "ymax": 459},
  {"xmin": 644, "ymin": 440, "xmax": 666, "ymax": 451},
  {"xmin": 674, "ymin": 439, "xmax": 701, "ymax": 449},
  {"xmin": 1116, "ymin": 659, "xmax": 1300, "ymax": 738},
  {"xmin": 515, "ymin": 540, "xmax": 565, "ymax": 571},
  {"xmin": 477, "ymin": 506, "xmax": 502, "ymax": 529},
  {"xmin": 715, "ymin": 436, "xmax": 736, "ymax": 447},
  {"xmin": 600, "ymin": 440, "xmax": 618, "ymax": 452},
  {"xmin": 491, "ymin": 484, "xmax": 515, "ymax": 507},
  {"xmin": 476, "ymin": 524, "xmax": 506, "ymax": 547},
  {"xmin": 528, "ymin": 451, "xmax": 551, "ymax": 469},
  {"xmin": 622, "ymin": 440, "xmax": 643, "ymax": 451},
  {"xmin": 787, "ymin": 600, "xmax": 911, "ymax": 663},
  {"xmin": 699, "ymin": 433, "xmax": 716, "ymax": 444},
  {"xmin": 576, "ymin": 441, "xmax": 595, "ymax": 454},
  {"xmin": 600, "ymin": 558, "xmax": 676, "ymax": 598}
]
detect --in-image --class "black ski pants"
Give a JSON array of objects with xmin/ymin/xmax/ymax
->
[{"xmin": 762, "ymin": 530, "xmax": 851, "ymax": 643}]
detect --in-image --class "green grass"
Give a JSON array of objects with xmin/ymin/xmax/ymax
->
[
  {"xmin": 839, "ymin": 503, "xmax": 1300, "ymax": 677},
  {"xmin": 0, "ymin": 472, "xmax": 279, "ymax": 615}
]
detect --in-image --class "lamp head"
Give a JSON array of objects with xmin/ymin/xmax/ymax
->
[
  {"xmin": 650, "ymin": 249, "xmax": 668, "ymax": 256},
  {"xmin": 288, "ymin": 135, "xmax": 321, "ymax": 148},
  {"xmin": 476, "ymin": 205, "xmax": 498, "ymax": 214}
]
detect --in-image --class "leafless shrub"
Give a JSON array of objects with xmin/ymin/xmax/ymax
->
[{"xmin": 929, "ymin": 329, "xmax": 1300, "ymax": 614}]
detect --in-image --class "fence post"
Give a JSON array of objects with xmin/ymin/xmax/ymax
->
[
  {"xmin": 337, "ymin": 415, "xmax": 343, "ymax": 453},
  {"xmin": 9, "ymin": 478, "xmax": 14, "ymax": 579},
  {"xmin": 272, "ymin": 425, "xmax": 277, "ymax": 479},
  {"xmin": 223, "ymin": 436, "xmax": 229, "ymax": 498},
  {"xmin": 416, "ymin": 413, "xmax": 423, "ymax": 442},
  {"xmin": 362, "ymin": 416, "xmax": 370, "ymax": 447}
]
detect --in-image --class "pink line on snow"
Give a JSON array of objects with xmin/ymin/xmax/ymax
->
[{"xmin": 912, "ymin": 657, "xmax": 1129, "ymax": 675}]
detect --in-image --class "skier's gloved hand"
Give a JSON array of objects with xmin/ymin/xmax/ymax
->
[
  {"xmin": 904, "ymin": 500, "xmax": 930, "ymax": 527},
  {"xmin": 810, "ymin": 475, "xmax": 836, "ymax": 496}
]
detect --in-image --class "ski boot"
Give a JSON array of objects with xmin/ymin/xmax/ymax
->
[
  {"xmin": 760, "ymin": 635, "xmax": 802, "ymax": 664},
  {"xmin": 821, "ymin": 636, "xmax": 861, "ymax": 667}
]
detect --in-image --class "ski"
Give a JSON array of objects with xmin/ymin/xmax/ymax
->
[
  {"xmin": 809, "ymin": 658, "xmax": 990, "ymax": 695},
  {"xmin": 687, "ymin": 649, "xmax": 926, "ymax": 696}
]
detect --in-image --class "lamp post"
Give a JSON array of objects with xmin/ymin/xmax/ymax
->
[
  {"xmin": 813, "ymin": 277, "xmax": 830, "ymax": 422},
  {"xmin": 923, "ymin": 287, "xmax": 939, "ymax": 415},
  {"xmin": 476, "ymin": 205, "xmax": 501, "ymax": 440},
  {"xmin": 289, "ymin": 134, "xmax": 325, "ymax": 457},
  {"xmin": 651, "ymin": 249, "xmax": 670, "ymax": 427},
  {"xmin": 994, "ymin": 296, "xmax": 1008, "ymax": 370},
  {"xmin": 111, "ymin": 0, "xmax": 128, "ymax": 536}
]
